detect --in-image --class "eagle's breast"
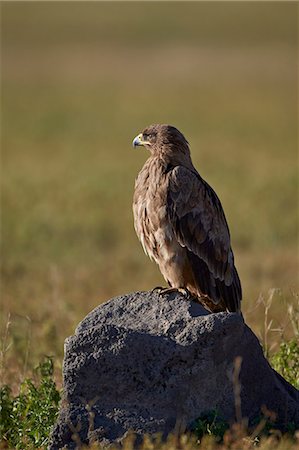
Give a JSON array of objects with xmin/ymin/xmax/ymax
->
[{"xmin": 133, "ymin": 157, "xmax": 180, "ymax": 268}]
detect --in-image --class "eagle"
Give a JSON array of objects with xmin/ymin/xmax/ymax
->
[{"xmin": 132, "ymin": 124, "xmax": 242, "ymax": 313}]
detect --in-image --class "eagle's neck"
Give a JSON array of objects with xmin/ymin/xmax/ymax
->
[{"xmin": 151, "ymin": 144, "xmax": 194, "ymax": 172}]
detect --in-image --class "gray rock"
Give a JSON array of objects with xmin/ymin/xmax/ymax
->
[{"xmin": 50, "ymin": 291, "xmax": 299, "ymax": 449}]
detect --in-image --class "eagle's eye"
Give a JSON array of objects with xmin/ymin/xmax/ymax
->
[
  {"xmin": 142, "ymin": 131, "xmax": 156, "ymax": 143},
  {"xmin": 147, "ymin": 133, "xmax": 156, "ymax": 140}
]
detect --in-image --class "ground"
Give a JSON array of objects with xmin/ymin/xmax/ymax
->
[{"xmin": 1, "ymin": 2, "xmax": 298, "ymax": 389}]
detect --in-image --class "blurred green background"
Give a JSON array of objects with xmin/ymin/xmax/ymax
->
[{"xmin": 1, "ymin": 2, "xmax": 298, "ymax": 383}]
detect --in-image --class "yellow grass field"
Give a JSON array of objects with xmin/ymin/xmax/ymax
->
[{"xmin": 1, "ymin": 2, "xmax": 298, "ymax": 386}]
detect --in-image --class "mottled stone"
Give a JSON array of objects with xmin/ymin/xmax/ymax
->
[{"xmin": 50, "ymin": 291, "xmax": 299, "ymax": 449}]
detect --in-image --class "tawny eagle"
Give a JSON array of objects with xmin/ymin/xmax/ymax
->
[{"xmin": 132, "ymin": 124, "xmax": 242, "ymax": 313}]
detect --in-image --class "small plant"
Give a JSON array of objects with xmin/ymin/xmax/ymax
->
[
  {"xmin": 191, "ymin": 409, "xmax": 229, "ymax": 442},
  {"xmin": 0, "ymin": 356, "xmax": 61, "ymax": 449},
  {"xmin": 271, "ymin": 339, "xmax": 299, "ymax": 389}
]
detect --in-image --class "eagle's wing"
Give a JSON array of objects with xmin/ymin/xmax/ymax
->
[{"xmin": 167, "ymin": 165, "xmax": 242, "ymax": 311}]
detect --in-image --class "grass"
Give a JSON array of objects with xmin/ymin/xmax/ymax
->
[{"xmin": 0, "ymin": 2, "xmax": 298, "ymax": 446}]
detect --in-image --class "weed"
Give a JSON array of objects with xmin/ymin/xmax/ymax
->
[
  {"xmin": 0, "ymin": 357, "xmax": 61, "ymax": 449},
  {"xmin": 191, "ymin": 410, "xmax": 229, "ymax": 442},
  {"xmin": 271, "ymin": 339, "xmax": 299, "ymax": 389}
]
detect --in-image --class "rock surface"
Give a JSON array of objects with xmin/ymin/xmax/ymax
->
[{"xmin": 50, "ymin": 291, "xmax": 299, "ymax": 449}]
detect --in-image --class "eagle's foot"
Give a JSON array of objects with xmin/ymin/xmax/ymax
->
[
  {"xmin": 151, "ymin": 286, "xmax": 164, "ymax": 294},
  {"xmin": 154, "ymin": 287, "xmax": 192, "ymax": 300}
]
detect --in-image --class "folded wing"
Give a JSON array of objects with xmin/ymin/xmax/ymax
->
[{"xmin": 167, "ymin": 166, "xmax": 242, "ymax": 312}]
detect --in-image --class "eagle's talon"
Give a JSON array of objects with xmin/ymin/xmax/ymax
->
[
  {"xmin": 154, "ymin": 287, "xmax": 191, "ymax": 300},
  {"xmin": 177, "ymin": 288, "xmax": 193, "ymax": 300},
  {"xmin": 151, "ymin": 286, "xmax": 164, "ymax": 294},
  {"xmin": 180, "ymin": 288, "xmax": 192, "ymax": 300}
]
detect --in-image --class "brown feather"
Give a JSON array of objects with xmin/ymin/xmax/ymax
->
[{"xmin": 133, "ymin": 124, "xmax": 242, "ymax": 312}]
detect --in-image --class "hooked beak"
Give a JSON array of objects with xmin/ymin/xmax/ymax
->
[{"xmin": 132, "ymin": 133, "xmax": 150, "ymax": 148}]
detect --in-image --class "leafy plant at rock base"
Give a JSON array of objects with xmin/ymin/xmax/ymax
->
[
  {"xmin": 0, "ymin": 357, "xmax": 61, "ymax": 449},
  {"xmin": 271, "ymin": 339, "xmax": 299, "ymax": 389},
  {"xmin": 191, "ymin": 409, "xmax": 229, "ymax": 442}
]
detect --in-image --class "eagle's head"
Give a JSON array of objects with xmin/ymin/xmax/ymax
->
[{"xmin": 132, "ymin": 124, "xmax": 190, "ymax": 160}]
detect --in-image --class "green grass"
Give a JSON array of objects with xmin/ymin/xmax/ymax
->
[{"xmin": 1, "ymin": 0, "xmax": 298, "ymax": 389}]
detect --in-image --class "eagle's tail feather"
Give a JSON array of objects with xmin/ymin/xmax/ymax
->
[{"xmin": 187, "ymin": 250, "xmax": 242, "ymax": 313}]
